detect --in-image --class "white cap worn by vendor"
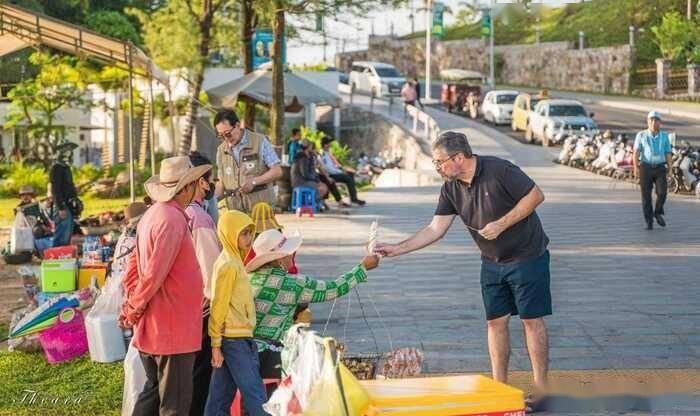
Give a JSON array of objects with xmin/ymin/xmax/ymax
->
[
  {"xmin": 245, "ymin": 229, "xmax": 302, "ymax": 273},
  {"xmin": 144, "ymin": 156, "xmax": 211, "ymax": 202},
  {"xmin": 647, "ymin": 110, "xmax": 662, "ymax": 121}
]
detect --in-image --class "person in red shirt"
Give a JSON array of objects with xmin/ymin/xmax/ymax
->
[{"xmin": 120, "ymin": 156, "xmax": 212, "ymax": 416}]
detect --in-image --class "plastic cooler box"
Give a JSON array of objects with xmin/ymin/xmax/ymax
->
[
  {"xmin": 360, "ymin": 375, "xmax": 525, "ymax": 416},
  {"xmin": 44, "ymin": 245, "xmax": 78, "ymax": 260},
  {"xmin": 78, "ymin": 264, "xmax": 108, "ymax": 289},
  {"xmin": 41, "ymin": 259, "xmax": 77, "ymax": 293}
]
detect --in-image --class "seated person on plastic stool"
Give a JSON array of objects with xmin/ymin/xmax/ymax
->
[
  {"xmin": 15, "ymin": 185, "xmax": 54, "ymax": 254},
  {"xmin": 291, "ymin": 140, "xmax": 327, "ymax": 206},
  {"xmin": 245, "ymin": 229, "xmax": 379, "ymax": 390},
  {"xmin": 320, "ymin": 136, "xmax": 366, "ymax": 206}
]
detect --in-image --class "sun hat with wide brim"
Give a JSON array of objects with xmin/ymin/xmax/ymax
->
[
  {"xmin": 245, "ymin": 229, "xmax": 302, "ymax": 273},
  {"xmin": 56, "ymin": 141, "xmax": 79, "ymax": 151},
  {"xmin": 144, "ymin": 156, "xmax": 212, "ymax": 202},
  {"xmin": 19, "ymin": 185, "xmax": 36, "ymax": 196},
  {"xmin": 124, "ymin": 202, "xmax": 148, "ymax": 226}
]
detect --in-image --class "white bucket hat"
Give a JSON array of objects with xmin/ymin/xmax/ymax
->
[
  {"xmin": 145, "ymin": 156, "xmax": 212, "ymax": 202},
  {"xmin": 245, "ymin": 229, "xmax": 302, "ymax": 273}
]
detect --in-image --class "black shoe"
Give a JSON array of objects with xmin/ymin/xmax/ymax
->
[
  {"xmin": 351, "ymin": 199, "xmax": 366, "ymax": 206},
  {"xmin": 645, "ymin": 222, "xmax": 653, "ymax": 230},
  {"xmin": 655, "ymin": 214, "xmax": 666, "ymax": 227}
]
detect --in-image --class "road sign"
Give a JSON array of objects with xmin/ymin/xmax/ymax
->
[
  {"xmin": 432, "ymin": 2, "xmax": 445, "ymax": 39},
  {"xmin": 481, "ymin": 9, "xmax": 491, "ymax": 37}
]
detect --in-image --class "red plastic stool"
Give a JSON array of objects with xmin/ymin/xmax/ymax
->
[
  {"xmin": 295, "ymin": 206, "xmax": 314, "ymax": 218},
  {"xmin": 230, "ymin": 378, "xmax": 280, "ymax": 416}
]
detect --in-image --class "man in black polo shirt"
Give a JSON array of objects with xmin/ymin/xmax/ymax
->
[{"xmin": 376, "ymin": 131, "xmax": 551, "ymax": 407}]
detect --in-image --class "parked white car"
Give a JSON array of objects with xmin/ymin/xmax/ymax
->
[
  {"xmin": 527, "ymin": 99, "xmax": 598, "ymax": 146},
  {"xmin": 348, "ymin": 61, "xmax": 406, "ymax": 97},
  {"xmin": 480, "ymin": 90, "xmax": 519, "ymax": 125}
]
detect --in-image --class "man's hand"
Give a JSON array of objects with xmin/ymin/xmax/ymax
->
[
  {"xmin": 211, "ymin": 347, "xmax": 224, "ymax": 368},
  {"xmin": 361, "ymin": 255, "xmax": 380, "ymax": 270},
  {"xmin": 118, "ymin": 313, "xmax": 133, "ymax": 330},
  {"xmin": 58, "ymin": 209, "xmax": 69, "ymax": 220},
  {"xmin": 239, "ymin": 180, "xmax": 255, "ymax": 194},
  {"xmin": 374, "ymin": 242, "xmax": 400, "ymax": 258},
  {"xmin": 479, "ymin": 221, "xmax": 506, "ymax": 241}
]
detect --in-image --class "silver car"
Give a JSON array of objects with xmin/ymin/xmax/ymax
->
[{"xmin": 526, "ymin": 99, "xmax": 598, "ymax": 146}]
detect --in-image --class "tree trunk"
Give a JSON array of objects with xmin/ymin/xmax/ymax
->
[
  {"xmin": 242, "ymin": 0, "xmax": 256, "ymax": 129},
  {"xmin": 270, "ymin": 2, "xmax": 285, "ymax": 146},
  {"xmin": 179, "ymin": 10, "xmax": 215, "ymax": 156}
]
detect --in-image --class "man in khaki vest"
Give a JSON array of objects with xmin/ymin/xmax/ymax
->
[{"xmin": 214, "ymin": 110, "xmax": 282, "ymax": 213}]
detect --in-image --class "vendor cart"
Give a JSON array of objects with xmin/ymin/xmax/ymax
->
[{"xmin": 440, "ymin": 69, "xmax": 485, "ymax": 117}]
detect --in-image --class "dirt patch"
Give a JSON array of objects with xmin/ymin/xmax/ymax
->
[{"xmin": 0, "ymin": 227, "xmax": 33, "ymax": 329}]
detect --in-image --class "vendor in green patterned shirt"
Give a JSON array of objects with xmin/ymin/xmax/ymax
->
[{"xmin": 244, "ymin": 228, "xmax": 380, "ymax": 382}]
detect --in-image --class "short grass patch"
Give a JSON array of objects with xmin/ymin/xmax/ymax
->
[{"xmin": 0, "ymin": 351, "xmax": 123, "ymax": 416}]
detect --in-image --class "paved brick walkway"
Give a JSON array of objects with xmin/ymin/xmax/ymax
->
[{"xmin": 278, "ymin": 101, "xmax": 700, "ymax": 377}]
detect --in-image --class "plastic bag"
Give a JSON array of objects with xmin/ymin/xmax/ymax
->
[
  {"xmin": 7, "ymin": 306, "xmax": 42, "ymax": 352},
  {"xmin": 11, "ymin": 211, "xmax": 34, "ymax": 254},
  {"xmin": 121, "ymin": 340, "xmax": 146, "ymax": 416},
  {"xmin": 303, "ymin": 338, "xmax": 370, "ymax": 416},
  {"xmin": 86, "ymin": 273, "xmax": 126, "ymax": 362}
]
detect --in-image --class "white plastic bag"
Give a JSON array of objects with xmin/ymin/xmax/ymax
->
[
  {"xmin": 121, "ymin": 340, "xmax": 146, "ymax": 416},
  {"xmin": 86, "ymin": 274, "xmax": 126, "ymax": 362},
  {"xmin": 11, "ymin": 211, "xmax": 34, "ymax": 254}
]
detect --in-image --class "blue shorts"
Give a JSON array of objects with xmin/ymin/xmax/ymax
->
[{"xmin": 480, "ymin": 250, "xmax": 552, "ymax": 320}]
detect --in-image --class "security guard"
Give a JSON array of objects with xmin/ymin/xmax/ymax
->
[
  {"xmin": 214, "ymin": 110, "xmax": 282, "ymax": 213},
  {"xmin": 633, "ymin": 110, "xmax": 673, "ymax": 230}
]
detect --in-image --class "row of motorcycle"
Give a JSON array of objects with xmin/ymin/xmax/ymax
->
[{"xmin": 555, "ymin": 130, "xmax": 700, "ymax": 198}]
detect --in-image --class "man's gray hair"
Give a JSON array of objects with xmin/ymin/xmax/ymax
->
[{"xmin": 433, "ymin": 131, "xmax": 473, "ymax": 158}]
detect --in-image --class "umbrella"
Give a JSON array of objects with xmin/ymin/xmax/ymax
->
[{"xmin": 207, "ymin": 69, "xmax": 342, "ymax": 110}]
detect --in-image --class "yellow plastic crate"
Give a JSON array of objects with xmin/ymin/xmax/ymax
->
[{"xmin": 361, "ymin": 375, "xmax": 525, "ymax": 416}]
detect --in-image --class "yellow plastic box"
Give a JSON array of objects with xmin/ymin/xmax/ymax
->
[
  {"xmin": 361, "ymin": 375, "xmax": 525, "ymax": 416},
  {"xmin": 78, "ymin": 265, "xmax": 108, "ymax": 289}
]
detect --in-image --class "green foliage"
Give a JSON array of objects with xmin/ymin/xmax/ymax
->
[
  {"xmin": 290, "ymin": 63, "xmax": 329, "ymax": 72},
  {"xmin": 651, "ymin": 10, "xmax": 696, "ymax": 61},
  {"xmin": 299, "ymin": 127, "xmax": 352, "ymax": 166},
  {"xmin": 85, "ymin": 10, "xmax": 142, "ymax": 45},
  {"xmin": 3, "ymin": 52, "xmax": 91, "ymax": 166},
  {"xmin": 72, "ymin": 164, "xmax": 104, "ymax": 187},
  {"xmin": 0, "ymin": 162, "xmax": 48, "ymax": 198},
  {"xmin": 0, "ymin": 352, "xmax": 123, "ymax": 416}
]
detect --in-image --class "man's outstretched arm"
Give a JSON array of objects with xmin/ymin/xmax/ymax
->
[{"xmin": 375, "ymin": 214, "xmax": 455, "ymax": 257}]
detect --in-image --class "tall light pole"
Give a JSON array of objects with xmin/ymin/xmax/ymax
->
[
  {"xmin": 425, "ymin": 0, "xmax": 432, "ymax": 101},
  {"xmin": 489, "ymin": 1, "xmax": 494, "ymax": 87}
]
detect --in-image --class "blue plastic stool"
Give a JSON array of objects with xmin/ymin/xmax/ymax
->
[{"xmin": 291, "ymin": 187, "xmax": 317, "ymax": 217}]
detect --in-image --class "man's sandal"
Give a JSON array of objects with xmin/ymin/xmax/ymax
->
[{"xmin": 525, "ymin": 393, "xmax": 548, "ymax": 414}]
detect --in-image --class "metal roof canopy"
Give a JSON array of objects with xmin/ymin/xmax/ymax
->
[
  {"xmin": 0, "ymin": 2, "xmax": 167, "ymax": 201},
  {"xmin": 0, "ymin": 3, "xmax": 168, "ymax": 83}
]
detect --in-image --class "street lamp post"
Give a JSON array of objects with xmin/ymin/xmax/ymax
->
[
  {"xmin": 489, "ymin": 2, "xmax": 494, "ymax": 87},
  {"xmin": 425, "ymin": 0, "xmax": 432, "ymax": 101},
  {"xmin": 578, "ymin": 31, "xmax": 584, "ymax": 50}
]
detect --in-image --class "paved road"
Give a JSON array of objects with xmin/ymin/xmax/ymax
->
[
  {"xmin": 422, "ymin": 82, "xmax": 700, "ymax": 146},
  {"xmin": 278, "ymin": 97, "xmax": 700, "ymax": 413}
]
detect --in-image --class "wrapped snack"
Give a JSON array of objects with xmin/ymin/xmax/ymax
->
[{"xmin": 379, "ymin": 347, "xmax": 424, "ymax": 378}]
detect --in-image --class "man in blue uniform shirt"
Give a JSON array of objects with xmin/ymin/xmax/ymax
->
[{"xmin": 633, "ymin": 111, "xmax": 673, "ymax": 230}]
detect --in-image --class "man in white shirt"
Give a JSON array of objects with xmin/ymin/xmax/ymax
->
[{"xmin": 320, "ymin": 137, "xmax": 365, "ymax": 206}]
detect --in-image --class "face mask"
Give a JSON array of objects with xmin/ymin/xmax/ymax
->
[{"xmin": 204, "ymin": 182, "xmax": 215, "ymax": 201}]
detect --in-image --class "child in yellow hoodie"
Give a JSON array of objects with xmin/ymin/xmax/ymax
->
[{"xmin": 205, "ymin": 210, "xmax": 270, "ymax": 416}]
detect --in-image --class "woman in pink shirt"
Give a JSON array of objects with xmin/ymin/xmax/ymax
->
[
  {"xmin": 120, "ymin": 156, "xmax": 212, "ymax": 416},
  {"xmin": 187, "ymin": 151, "xmax": 222, "ymax": 416}
]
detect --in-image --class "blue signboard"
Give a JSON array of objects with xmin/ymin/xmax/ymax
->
[{"xmin": 252, "ymin": 29, "xmax": 286, "ymax": 69}]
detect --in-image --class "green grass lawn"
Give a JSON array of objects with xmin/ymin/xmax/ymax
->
[
  {"xmin": 0, "ymin": 352, "xmax": 123, "ymax": 416},
  {"xmin": 0, "ymin": 197, "xmax": 132, "ymax": 229}
]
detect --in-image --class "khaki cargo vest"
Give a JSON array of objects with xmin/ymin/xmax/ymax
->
[{"xmin": 216, "ymin": 130, "xmax": 276, "ymax": 213}]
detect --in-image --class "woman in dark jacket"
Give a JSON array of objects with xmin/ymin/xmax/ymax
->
[{"xmin": 290, "ymin": 140, "xmax": 327, "ymax": 202}]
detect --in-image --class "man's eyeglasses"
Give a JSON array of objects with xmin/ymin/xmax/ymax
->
[
  {"xmin": 432, "ymin": 153, "xmax": 459, "ymax": 168},
  {"xmin": 216, "ymin": 127, "xmax": 236, "ymax": 140}
]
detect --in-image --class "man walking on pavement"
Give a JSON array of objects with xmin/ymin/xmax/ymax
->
[
  {"xmin": 633, "ymin": 111, "xmax": 672, "ymax": 230},
  {"xmin": 214, "ymin": 110, "xmax": 282, "ymax": 213},
  {"xmin": 120, "ymin": 156, "xmax": 212, "ymax": 415},
  {"xmin": 375, "ymin": 131, "xmax": 551, "ymax": 412}
]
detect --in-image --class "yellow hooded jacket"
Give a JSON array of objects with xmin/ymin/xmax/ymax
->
[{"xmin": 208, "ymin": 210, "xmax": 257, "ymax": 347}]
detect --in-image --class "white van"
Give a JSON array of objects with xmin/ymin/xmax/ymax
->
[{"xmin": 348, "ymin": 61, "xmax": 406, "ymax": 97}]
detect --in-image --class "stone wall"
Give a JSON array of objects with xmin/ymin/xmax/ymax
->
[
  {"xmin": 336, "ymin": 35, "xmax": 631, "ymax": 94},
  {"xmin": 500, "ymin": 44, "xmax": 632, "ymax": 94}
]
